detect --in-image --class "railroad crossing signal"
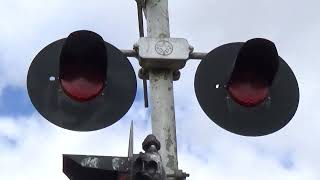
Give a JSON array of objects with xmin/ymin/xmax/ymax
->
[
  {"xmin": 27, "ymin": 30, "xmax": 137, "ymax": 131},
  {"xmin": 25, "ymin": 0, "xmax": 301, "ymax": 179},
  {"xmin": 194, "ymin": 38, "xmax": 299, "ymax": 136}
]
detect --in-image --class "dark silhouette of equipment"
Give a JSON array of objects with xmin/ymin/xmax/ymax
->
[{"xmin": 63, "ymin": 123, "xmax": 174, "ymax": 180}]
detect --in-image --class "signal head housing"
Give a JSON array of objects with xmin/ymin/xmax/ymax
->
[
  {"xmin": 194, "ymin": 38, "xmax": 299, "ymax": 136},
  {"xmin": 27, "ymin": 30, "xmax": 137, "ymax": 131}
]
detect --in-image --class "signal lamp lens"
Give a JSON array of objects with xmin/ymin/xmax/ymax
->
[
  {"xmin": 227, "ymin": 73, "xmax": 269, "ymax": 106},
  {"xmin": 59, "ymin": 30, "xmax": 107, "ymax": 102},
  {"xmin": 60, "ymin": 66, "xmax": 105, "ymax": 102}
]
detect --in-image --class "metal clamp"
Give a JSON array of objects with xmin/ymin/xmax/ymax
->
[
  {"xmin": 135, "ymin": 37, "xmax": 192, "ymax": 70},
  {"xmin": 139, "ymin": 68, "xmax": 181, "ymax": 81},
  {"xmin": 132, "ymin": 134, "xmax": 167, "ymax": 180}
]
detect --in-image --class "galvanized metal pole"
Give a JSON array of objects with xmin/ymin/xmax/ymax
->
[{"xmin": 143, "ymin": 0, "xmax": 179, "ymax": 179}]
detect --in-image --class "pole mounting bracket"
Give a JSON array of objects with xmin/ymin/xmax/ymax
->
[{"xmin": 135, "ymin": 37, "xmax": 192, "ymax": 71}]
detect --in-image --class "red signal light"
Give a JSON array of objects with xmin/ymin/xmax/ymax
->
[
  {"xmin": 195, "ymin": 39, "xmax": 299, "ymax": 136},
  {"xmin": 227, "ymin": 72, "xmax": 269, "ymax": 106},
  {"xmin": 227, "ymin": 38, "xmax": 279, "ymax": 107},
  {"xmin": 60, "ymin": 68, "xmax": 105, "ymax": 102},
  {"xmin": 27, "ymin": 30, "xmax": 137, "ymax": 131},
  {"xmin": 59, "ymin": 30, "xmax": 108, "ymax": 102}
]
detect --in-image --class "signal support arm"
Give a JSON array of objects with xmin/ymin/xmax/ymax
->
[{"xmin": 120, "ymin": 49, "xmax": 207, "ymax": 60}]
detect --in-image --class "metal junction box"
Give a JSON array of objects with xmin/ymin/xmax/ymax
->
[{"xmin": 136, "ymin": 37, "xmax": 192, "ymax": 70}]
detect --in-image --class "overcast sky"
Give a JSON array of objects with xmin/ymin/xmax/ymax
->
[{"xmin": 0, "ymin": 0, "xmax": 320, "ymax": 179}]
